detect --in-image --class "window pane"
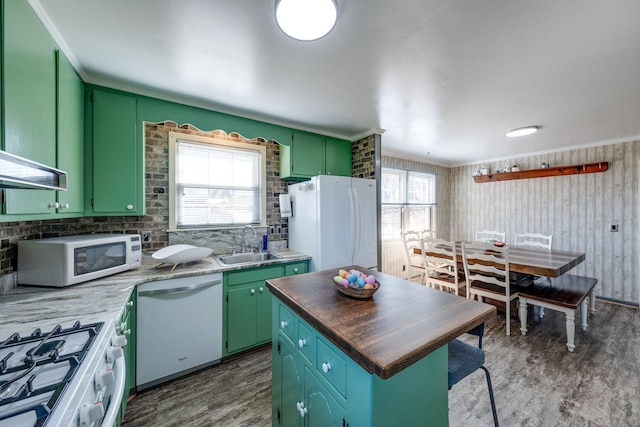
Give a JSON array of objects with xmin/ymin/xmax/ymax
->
[
  {"xmin": 176, "ymin": 139, "xmax": 261, "ymax": 227},
  {"xmin": 381, "ymin": 168, "xmax": 404, "ymax": 203},
  {"xmin": 407, "ymin": 206, "xmax": 432, "ymax": 232},
  {"xmin": 382, "ymin": 206, "xmax": 402, "ymax": 241},
  {"xmin": 407, "ymin": 171, "xmax": 435, "ymax": 204}
]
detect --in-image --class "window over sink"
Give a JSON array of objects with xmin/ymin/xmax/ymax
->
[{"xmin": 168, "ymin": 132, "xmax": 267, "ymax": 230}]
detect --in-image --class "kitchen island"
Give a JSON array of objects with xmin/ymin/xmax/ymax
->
[{"xmin": 266, "ymin": 266, "xmax": 496, "ymax": 426}]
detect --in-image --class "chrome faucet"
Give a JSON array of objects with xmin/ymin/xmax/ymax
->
[{"xmin": 241, "ymin": 225, "xmax": 257, "ymax": 253}]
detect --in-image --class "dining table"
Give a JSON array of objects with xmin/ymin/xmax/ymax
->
[
  {"xmin": 414, "ymin": 242, "xmax": 585, "ymax": 278},
  {"xmin": 415, "ymin": 242, "xmax": 596, "ymax": 351}
]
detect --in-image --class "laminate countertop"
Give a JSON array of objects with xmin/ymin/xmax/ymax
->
[
  {"xmin": 266, "ymin": 266, "xmax": 496, "ymax": 379},
  {"xmin": 0, "ymin": 249, "xmax": 309, "ymax": 338}
]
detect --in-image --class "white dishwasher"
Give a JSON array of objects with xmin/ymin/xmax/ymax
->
[{"xmin": 136, "ymin": 273, "xmax": 222, "ymax": 390}]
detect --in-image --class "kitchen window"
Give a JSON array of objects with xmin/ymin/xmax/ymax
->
[
  {"xmin": 168, "ymin": 132, "xmax": 267, "ymax": 230},
  {"xmin": 381, "ymin": 167, "xmax": 437, "ymax": 241}
]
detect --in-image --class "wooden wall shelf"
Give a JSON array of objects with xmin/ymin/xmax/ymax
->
[{"xmin": 473, "ymin": 162, "xmax": 608, "ymax": 183}]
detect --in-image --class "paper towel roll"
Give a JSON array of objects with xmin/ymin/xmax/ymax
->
[{"xmin": 279, "ymin": 193, "xmax": 292, "ymax": 218}]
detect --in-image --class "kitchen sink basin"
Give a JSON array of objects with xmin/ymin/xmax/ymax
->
[{"xmin": 216, "ymin": 252, "xmax": 282, "ymax": 266}]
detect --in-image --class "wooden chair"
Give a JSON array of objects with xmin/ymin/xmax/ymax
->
[
  {"xmin": 462, "ymin": 242, "xmax": 517, "ymax": 336},
  {"xmin": 422, "ymin": 237, "xmax": 464, "ymax": 296},
  {"xmin": 514, "ymin": 232, "xmax": 552, "ymax": 250},
  {"xmin": 515, "ymin": 232, "xmax": 553, "ymax": 318},
  {"xmin": 448, "ymin": 323, "xmax": 499, "ymax": 426},
  {"xmin": 476, "ymin": 230, "xmax": 506, "ymax": 243},
  {"xmin": 420, "ymin": 229, "xmax": 435, "ymax": 240},
  {"xmin": 402, "ymin": 230, "xmax": 426, "ymax": 284}
]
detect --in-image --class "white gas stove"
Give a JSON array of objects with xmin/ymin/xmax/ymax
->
[{"xmin": 0, "ymin": 320, "xmax": 125, "ymax": 427}]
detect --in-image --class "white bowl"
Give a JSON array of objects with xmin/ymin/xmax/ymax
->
[{"xmin": 152, "ymin": 245, "xmax": 213, "ymax": 266}]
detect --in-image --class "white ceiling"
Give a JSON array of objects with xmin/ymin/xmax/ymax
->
[{"xmin": 33, "ymin": 0, "xmax": 640, "ymax": 166}]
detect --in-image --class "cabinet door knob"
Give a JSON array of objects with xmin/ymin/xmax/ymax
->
[
  {"xmin": 322, "ymin": 362, "xmax": 332, "ymax": 373},
  {"xmin": 298, "ymin": 338, "xmax": 306, "ymax": 348},
  {"xmin": 126, "ymin": 204, "xmax": 134, "ymax": 210},
  {"xmin": 58, "ymin": 203, "xmax": 69, "ymax": 210},
  {"xmin": 296, "ymin": 402, "xmax": 307, "ymax": 417},
  {"xmin": 259, "ymin": 287, "xmax": 264, "ymax": 293},
  {"xmin": 250, "ymin": 288, "xmax": 256, "ymax": 295},
  {"xmin": 127, "ymin": 301, "xmax": 134, "ymax": 307},
  {"xmin": 48, "ymin": 202, "xmax": 60, "ymax": 209},
  {"xmin": 280, "ymin": 320, "xmax": 288, "ymax": 328},
  {"xmin": 293, "ymin": 268, "xmax": 299, "ymax": 273}
]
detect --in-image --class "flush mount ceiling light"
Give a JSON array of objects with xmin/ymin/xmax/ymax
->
[
  {"xmin": 505, "ymin": 126, "xmax": 540, "ymax": 137},
  {"xmin": 275, "ymin": 0, "xmax": 337, "ymax": 41}
]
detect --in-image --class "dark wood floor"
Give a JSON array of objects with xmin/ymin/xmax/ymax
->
[{"xmin": 122, "ymin": 301, "xmax": 639, "ymax": 426}]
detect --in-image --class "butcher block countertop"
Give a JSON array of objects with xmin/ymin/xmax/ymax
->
[{"xmin": 266, "ymin": 266, "xmax": 496, "ymax": 379}]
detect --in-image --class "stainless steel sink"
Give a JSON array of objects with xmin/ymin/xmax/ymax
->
[{"xmin": 215, "ymin": 252, "xmax": 282, "ymax": 266}]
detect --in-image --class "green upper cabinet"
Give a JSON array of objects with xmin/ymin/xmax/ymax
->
[
  {"xmin": 280, "ymin": 131, "xmax": 352, "ymax": 180},
  {"xmin": 87, "ymin": 88, "xmax": 144, "ymax": 215},
  {"xmin": 1, "ymin": 0, "xmax": 84, "ymax": 219},
  {"xmin": 2, "ymin": 0, "xmax": 57, "ymax": 216},
  {"xmin": 324, "ymin": 137, "xmax": 352, "ymax": 176},
  {"xmin": 56, "ymin": 51, "xmax": 85, "ymax": 216}
]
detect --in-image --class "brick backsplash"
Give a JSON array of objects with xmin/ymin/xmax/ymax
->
[
  {"xmin": 0, "ymin": 124, "xmax": 377, "ymax": 280},
  {"xmin": 352, "ymin": 134, "xmax": 376, "ymax": 178}
]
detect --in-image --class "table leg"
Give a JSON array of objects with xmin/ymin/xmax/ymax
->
[
  {"xmin": 565, "ymin": 311, "xmax": 576, "ymax": 352},
  {"xmin": 519, "ymin": 297, "xmax": 528, "ymax": 335},
  {"xmin": 581, "ymin": 299, "xmax": 588, "ymax": 331},
  {"xmin": 589, "ymin": 290, "xmax": 596, "ymax": 314}
]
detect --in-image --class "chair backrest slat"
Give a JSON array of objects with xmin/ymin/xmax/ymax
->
[
  {"xmin": 515, "ymin": 232, "xmax": 552, "ymax": 250},
  {"xmin": 462, "ymin": 242, "xmax": 510, "ymax": 292},
  {"xmin": 422, "ymin": 237, "xmax": 460, "ymax": 289}
]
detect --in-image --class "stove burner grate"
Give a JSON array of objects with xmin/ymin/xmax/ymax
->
[{"xmin": 0, "ymin": 322, "xmax": 104, "ymax": 426}]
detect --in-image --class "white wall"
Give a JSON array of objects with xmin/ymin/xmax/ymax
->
[{"xmin": 449, "ymin": 140, "xmax": 639, "ymax": 305}]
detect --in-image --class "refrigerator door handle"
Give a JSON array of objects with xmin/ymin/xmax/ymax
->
[{"xmin": 348, "ymin": 186, "xmax": 359, "ymax": 263}]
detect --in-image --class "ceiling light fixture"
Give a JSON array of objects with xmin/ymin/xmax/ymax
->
[
  {"xmin": 505, "ymin": 126, "xmax": 540, "ymax": 137},
  {"xmin": 275, "ymin": 0, "xmax": 337, "ymax": 41}
]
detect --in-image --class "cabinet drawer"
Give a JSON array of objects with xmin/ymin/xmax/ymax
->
[
  {"xmin": 278, "ymin": 304, "xmax": 297, "ymax": 342},
  {"xmin": 226, "ymin": 265, "xmax": 284, "ymax": 286},
  {"xmin": 285, "ymin": 262, "xmax": 307, "ymax": 276},
  {"xmin": 316, "ymin": 339, "xmax": 347, "ymax": 397},
  {"xmin": 297, "ymin": 322, "xmax": 316, "ymax": 365}
]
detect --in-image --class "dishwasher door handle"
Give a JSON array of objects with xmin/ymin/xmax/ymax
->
[{"xmin": 138, "ymin": 280, "xmax": 222, "ymax": 297}]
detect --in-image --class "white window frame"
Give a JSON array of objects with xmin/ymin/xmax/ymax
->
[
  {"xmin": 168, "ymin": 132, "xmax": 267, "ymax": 231},
  {"xmin": 381, "ymin": 167, "xmax": 437, "ymax": 242}
]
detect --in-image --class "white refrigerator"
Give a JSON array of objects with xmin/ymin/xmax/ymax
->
[{"xmin": 287, "ymin": 175, "xmax": 378, "ymax": 272}]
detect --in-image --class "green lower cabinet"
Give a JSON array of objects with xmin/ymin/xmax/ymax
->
[
  {"xmin": 273, "ymin": 333, "xmax": 303, "ymax": 427},
  {"xmin": 272, "ymin": 300, "xmax": 450, "ymax": 427},
  {"xmin": 224, "ymin": 261, "xmax": 308, "ymax": 357},
  {"xmin": 305, "ymin": 367, "xmax": 345, "ymax": 427},
  {"xmin": 117, "ymin": 290, "xmax": 136, "ymax": 426},
  {"xmin": 226, "ymin": 282, "xmax": 262, "ymax": 353}
]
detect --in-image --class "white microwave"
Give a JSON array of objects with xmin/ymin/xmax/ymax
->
[{"xmin": 18, "ymin": 234, "xmax": 142, "ymax": 287}]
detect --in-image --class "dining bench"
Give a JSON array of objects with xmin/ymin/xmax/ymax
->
[{"xmin": 516, "ymin": 274, "xmax": 597, "ymax": 352}]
